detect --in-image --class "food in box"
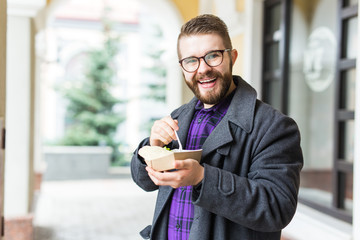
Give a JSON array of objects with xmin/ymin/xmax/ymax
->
[{"xmin": 138, "ymin": 146, "xmax": 202, "ymax": 171}]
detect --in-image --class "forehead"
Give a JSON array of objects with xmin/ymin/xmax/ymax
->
[{"xmin": 178, "ymin": 34, "xmax": 225, "ymax": 58}]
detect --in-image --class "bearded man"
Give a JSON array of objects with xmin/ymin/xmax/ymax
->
[{"xmin": 131, "ymin": 14, "xmax": 303, "ymax": 240}]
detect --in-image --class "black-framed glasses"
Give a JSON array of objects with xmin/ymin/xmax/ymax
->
[{"xmin": 179, "ymin": 49, "xmax": 231, "ymax": 73}]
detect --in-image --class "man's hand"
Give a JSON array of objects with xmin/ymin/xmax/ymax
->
[
  {"xmin": 150, "ymin": 116, "xmax": 179, "ymax": 147},
  {"xmin": 146, "ymin": 159, "xmax": 204, "ymax": 188}
]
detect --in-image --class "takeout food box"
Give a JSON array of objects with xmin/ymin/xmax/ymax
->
[{"xmin": 138, "ymin": 146, "xmax": 202, "ymax": 171}]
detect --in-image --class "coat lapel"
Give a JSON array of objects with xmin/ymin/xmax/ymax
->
[
  {"xmin": 200, "ymin": 76, "xmax": 257, "ymax": 159},
  {"xmin": 201, "ymin": 116, "xmax": 233, "ymax": 158}
]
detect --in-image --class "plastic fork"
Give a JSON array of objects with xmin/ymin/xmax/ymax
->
[{"xmin": 174, "ymin": 130, "xmax": 183, "ymax": 151}]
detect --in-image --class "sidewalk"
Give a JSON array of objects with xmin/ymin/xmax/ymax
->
[{"xmin": 33, "ymin": 177, "xmax": 157, "ymax": 240}]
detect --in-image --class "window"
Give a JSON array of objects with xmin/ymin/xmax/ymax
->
[
  {"xmin": 332, "ymin": 0, "xmax": 357, "ymax": 222},
  {"xmin": 262, "ymin": 0, "xmax": 357, "ymax": 223},
  {"xmin": 262, "ymin": 0, "xmax": 291, "ymax": 114}
]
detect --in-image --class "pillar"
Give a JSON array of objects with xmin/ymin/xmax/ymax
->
[{"xmin": 4, "ymin": 1, "xmax": 46, "ymax": 239}]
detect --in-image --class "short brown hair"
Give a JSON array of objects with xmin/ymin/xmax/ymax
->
[{"xmin": 177, "ymin": 14, "xmax": 232, "ymax": 57}]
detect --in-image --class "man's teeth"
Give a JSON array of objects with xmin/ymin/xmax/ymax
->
[{"xmin": 200, "ymin": 78, "xmax": 216, "ymax": 84}]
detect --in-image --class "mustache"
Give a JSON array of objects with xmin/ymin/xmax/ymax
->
[{"xmin": 195, "ymin": 71, "xmax": 220, "ymax": 81}]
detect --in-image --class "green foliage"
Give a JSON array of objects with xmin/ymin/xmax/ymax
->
[{"xmin": 58, "ymin": 17, "xmax": 125, "ymax": 165}]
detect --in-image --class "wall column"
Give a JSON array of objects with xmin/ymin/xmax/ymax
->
[
  {"xmin": 5, "ymin": 14, "xmax": 34, "ymax": 219},
  {"xmin": 4, "ymin": 1, "xmax": 46, "ymax": 239}
]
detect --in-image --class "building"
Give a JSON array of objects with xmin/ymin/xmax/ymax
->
[{"xmin": 0, "ymin": 0, "xmax": 359, "ymax": 239}]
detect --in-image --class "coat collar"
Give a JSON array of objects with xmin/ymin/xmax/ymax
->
[{"xmin": 224, "ymin": 75, "xmax": 257, "ymax": 133}]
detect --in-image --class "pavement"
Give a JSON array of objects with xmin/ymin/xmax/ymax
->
[{"xmin": 33, "ymin": 174, "xmax": 157, "ymax": 240}]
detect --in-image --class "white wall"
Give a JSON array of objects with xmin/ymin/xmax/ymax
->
[
  {"xmin": 139, "ymin": 0, "xmax": 185, "ymax": 108},
  {"xmin": 244, "ymin": 0, "xmax": 263, "ymax": 93}
]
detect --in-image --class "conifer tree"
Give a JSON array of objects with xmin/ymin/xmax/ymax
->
[{"xmin": 59, "ymin": 16, "xmax": 124, "ymax": 161}]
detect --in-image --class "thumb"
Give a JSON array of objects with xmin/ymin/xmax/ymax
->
[
  {"xmin": 174, "ymin": 159, "xmax": 193, "ymax": 169},
  {"xmin": 174, "ymin": 160, "xmax": 186, "ymax": 169}
]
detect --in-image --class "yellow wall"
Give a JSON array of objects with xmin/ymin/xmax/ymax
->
[
  {"xmin": 237, "ymin": 0, "xmax": 245, "ymax": 11},
  {"xmin": 171, "ymin": 0, "xmax": 199, "ymax": 22}
]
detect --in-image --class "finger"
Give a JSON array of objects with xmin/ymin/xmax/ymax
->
[
  {"xmin": 150, "ymin": 121, "xmax": 174, "ymax": 146},
  {"xmin": 147, "ymin": 167, "xmax": 172, "ymax": 181},
  {"xmin": 161, "ymin": 117, "xmax": 179, "ymax": 140},
  {"xmin": 146, "ymin": 167, "xmax": 169, "ymax": 181},
  {"xmin": 158, "ymin": 123, "xmax": 177, "ymax": 142},
  {"xmin": 146, "ymin": 166, "xmax": 157, "ymax": 175},
  {"xmin": 150, "ymin": 131, "xmax": 171, "ymax": 146},
  {"xmin": 150, "ymin": 116, "xmax": 179, "ymax": 146},
  {"xmin": 146, "ymin": 167, "xmax": 162, "ymax": 184},
  {"xmin": 163, "ymin": 116, "xmax": 179, "ymax": 131},
  {"xmin": 147, "ymin": 171, "xmax": 161, "ymax": 185},
  {"xmin": 146, "ymin": 167, "xmax": 180, "ymax": 185}
]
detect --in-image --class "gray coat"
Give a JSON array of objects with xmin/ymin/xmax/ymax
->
[{"xmin": 131, "ymin": 76, "xmax": 303, "ymax": 240}]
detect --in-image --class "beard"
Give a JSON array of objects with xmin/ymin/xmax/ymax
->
[{"xmin": 185, "ymin": 68, "xmax": 233, "ymax": 106}]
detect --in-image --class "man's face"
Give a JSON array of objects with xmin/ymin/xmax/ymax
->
[{"xmin": 178, "ymin": 34, "xmax": 237, "ymax": 108}]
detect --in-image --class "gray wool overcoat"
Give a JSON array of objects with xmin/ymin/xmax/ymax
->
[{"xmin": 131, "ymin": 76, "xmax": 303, "ymax": 240}]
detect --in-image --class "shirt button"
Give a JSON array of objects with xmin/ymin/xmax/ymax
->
[
  {"xmin": 198, "ymin": 118, "xmax": 202, "ymax": 123},
  {"xmin": 176, "ymin": 223, "xmax": 181, "ymax": 229}
]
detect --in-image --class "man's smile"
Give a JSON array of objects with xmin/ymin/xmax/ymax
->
[{"xmin": 199, "ymin": 78, "xmax": 217, "ymax": 84}]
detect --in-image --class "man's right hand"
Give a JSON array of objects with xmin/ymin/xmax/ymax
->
[{"xmin": 150, "ymin": 116, "xmax": 179, "ymax": 147}]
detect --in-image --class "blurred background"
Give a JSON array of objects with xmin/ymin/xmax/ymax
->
[{"xmin": 0, "ymin": 0, "xmax": 359, "ymax": 239}]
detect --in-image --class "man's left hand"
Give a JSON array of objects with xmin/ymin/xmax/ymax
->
[{"xmin": 146, "ymin": 159, "xmax": 204, "ymax": 188}]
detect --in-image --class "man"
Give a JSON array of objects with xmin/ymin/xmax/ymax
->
[{"xmin": 131, "ymin": 14, "xmax": 303, "ymax": 240}]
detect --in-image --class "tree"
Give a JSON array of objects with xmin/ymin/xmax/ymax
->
[{"xmin": 58, "ymin": 17, "xmax": 125, "ymax": 163}]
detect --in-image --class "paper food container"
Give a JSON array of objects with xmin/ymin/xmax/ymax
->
[{"xmin": 138, "ymin": 146, "xmax": 202, "ymax": 171}]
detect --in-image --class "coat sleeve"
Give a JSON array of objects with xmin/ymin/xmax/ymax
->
[
  {"xmin": 192, "ymin": 114, "xmax": 303, "ymax": 232},
  {"xmin": 130, "ymin": 138, "xmax": 159, "ymax": 192}
]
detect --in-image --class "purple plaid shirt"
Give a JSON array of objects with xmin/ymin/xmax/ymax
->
[{"xmin": 167, "ymin": 91, "xmax": 234, "ymax": 240}]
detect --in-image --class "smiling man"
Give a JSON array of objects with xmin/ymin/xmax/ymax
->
[{"xmin": 131, "ymin": 14, "xmax": 303, "ymax": 240}]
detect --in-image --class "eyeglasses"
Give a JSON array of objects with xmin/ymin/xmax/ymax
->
[{"xmin": 179, "ymin": 49, "xmax": 231, "ymax": 73}]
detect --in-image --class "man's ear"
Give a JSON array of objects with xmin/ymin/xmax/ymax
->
[{"xmin": 231, "ymin": 49, "xmax": 238, "ymax": 66}]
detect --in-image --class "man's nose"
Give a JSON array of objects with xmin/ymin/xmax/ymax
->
[{"xmin": 197, "ymin": 58, "xmax": 212, "ymax": 74}]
